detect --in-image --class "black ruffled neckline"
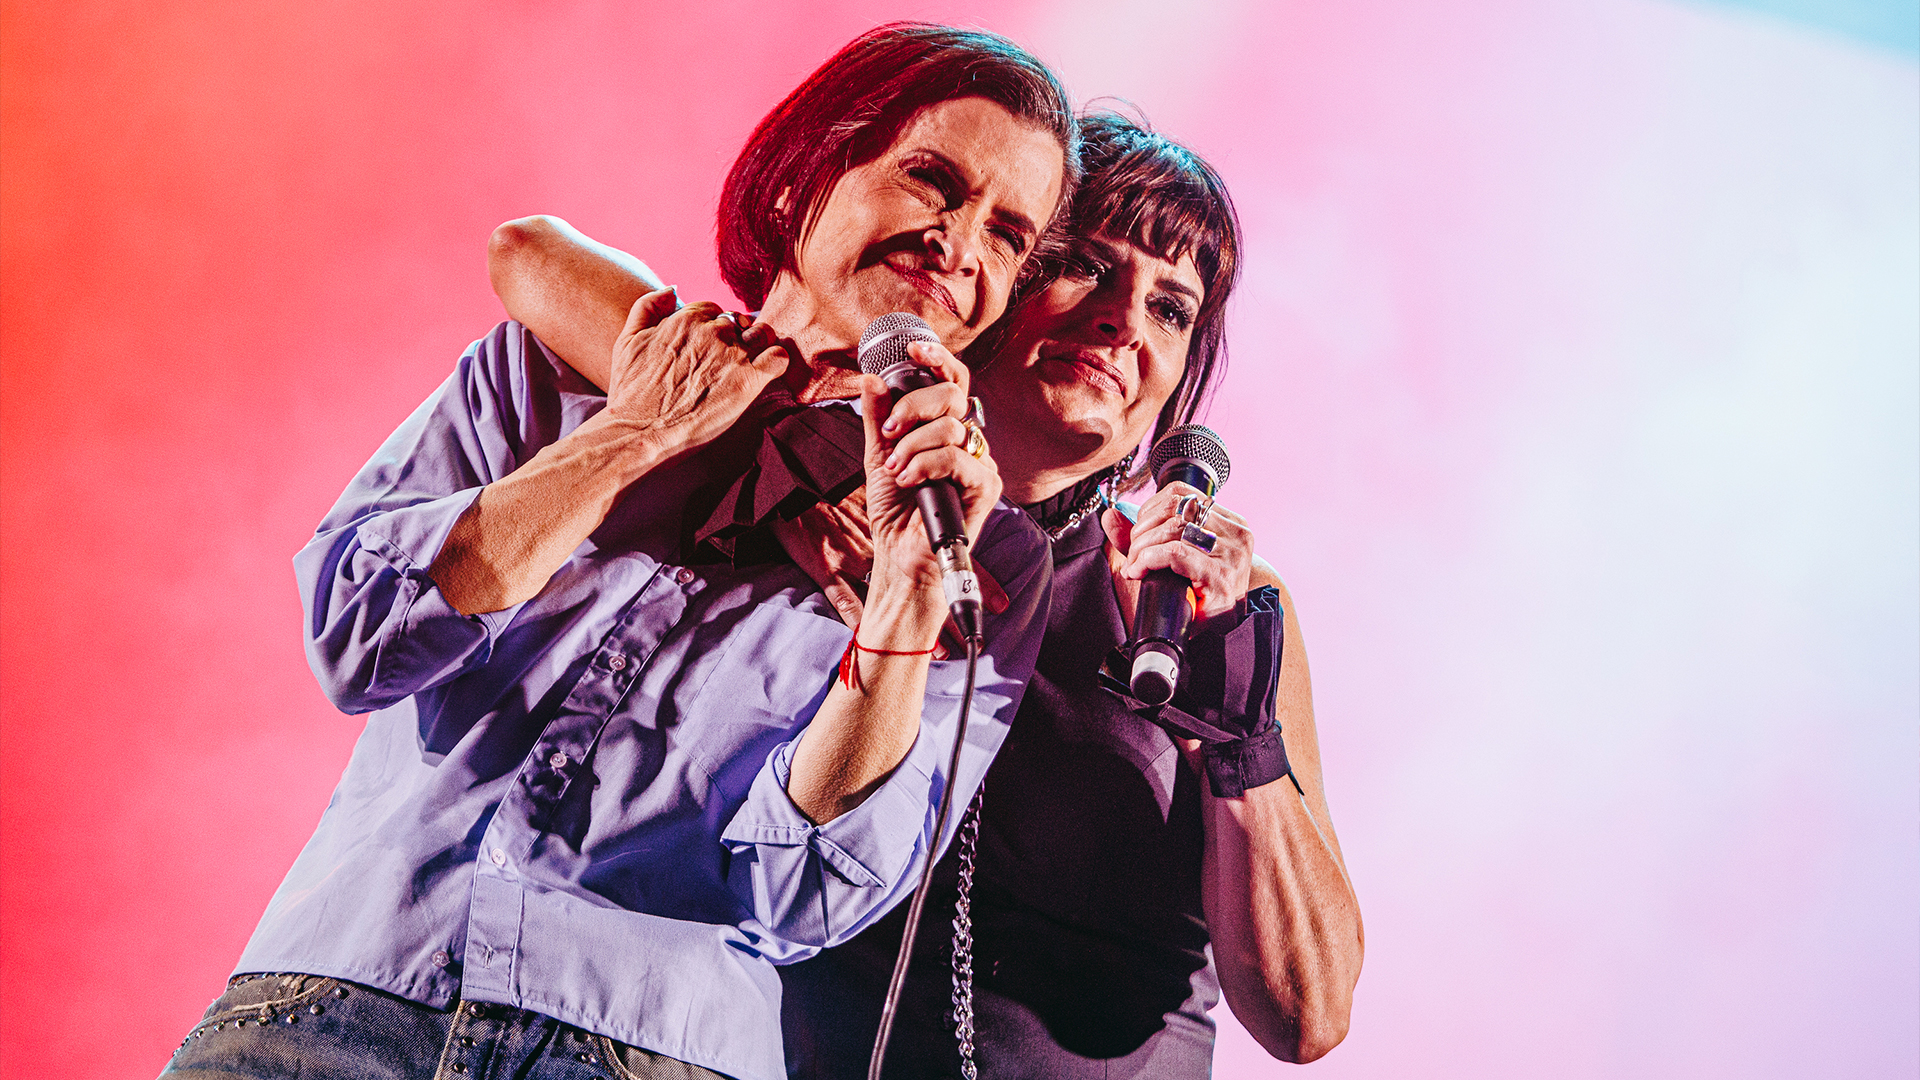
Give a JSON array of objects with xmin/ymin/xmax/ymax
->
[{"xmin": 1022, "ymin": 470, "xmax": 1111, "ymax": 544}]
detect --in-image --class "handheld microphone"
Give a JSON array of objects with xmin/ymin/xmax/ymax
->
[
  {"xmin": 858, "ymin": 313, "xmax": 984, "ymax": 645},
  {"xmin": 1128, "ymin": 424, "xmax": 1233, "ymax": 705}
]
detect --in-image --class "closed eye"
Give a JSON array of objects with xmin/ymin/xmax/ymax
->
[{"xmin": 906, "ymin": 162, "xmax": 963, "ymax": 211}]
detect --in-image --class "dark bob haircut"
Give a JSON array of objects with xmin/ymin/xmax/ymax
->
[
  {"xmin": 1068, "ymin": 110, "xmax": 1242, "ymax": 450},
  {"xmin": 717, "ymin": 22, "xmax": 1079, "ymax": 311}
]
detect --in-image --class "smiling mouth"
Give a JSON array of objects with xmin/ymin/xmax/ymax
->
[
  {"xmin": 1042, "ymin": 348, "xmax": 1128, "ymax": 398},
  {"xmin": 886, "ymin": 262, "xmax": 961, "ymax": 321}
]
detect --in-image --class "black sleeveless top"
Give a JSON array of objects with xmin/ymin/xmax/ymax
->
[{"xmin": 780, "ymin": 512, "xmax": 1218, "ymax": 1079}]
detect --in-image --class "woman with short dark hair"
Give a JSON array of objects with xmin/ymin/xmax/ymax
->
[{"xmin": 161, "ymin": 24, "xmax": 1076, "ymax": 1080}]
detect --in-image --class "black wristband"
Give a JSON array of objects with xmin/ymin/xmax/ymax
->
[{"xmin": 1202, "ymin": 725, "xmax": 1298, "ymax": 798}]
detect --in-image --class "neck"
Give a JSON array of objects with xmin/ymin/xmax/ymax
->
[
  {"xmin": 1003, "ymin": 462, "xmax": 1096, "ymax": 507},
  {"xmin": 757, "ymin": 278, "xmax": 865, "ymax": 402},
  {"xmin": 990, "ymin": 422, "xmax": 1131, "ymax": 506}
]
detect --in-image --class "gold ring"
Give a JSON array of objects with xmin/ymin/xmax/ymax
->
[{"xmin": 962, "ymin": 419, "xmax": 989, "ymax": 460}]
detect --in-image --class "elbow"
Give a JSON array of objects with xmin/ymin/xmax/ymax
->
[
  {"xmin": 1269, "ymin": 1002, "xmax": 1352, "ymax": 1064},
  {"xmin": 301, "ymin": 619, "xmax": 406, "ymax": 716},
  {"xmin": 487, "ymin": 216, "xmax": 561, "ymax": 294},
  {"xmin": 488, "ymin": 215, "xmax": 559, "ymax": 257},
  {"xmin": 308, "ymin": 664, "xmax": 379, "ymax": 716},
  {"xmin": 1239, "ymin": 987, "xmax": 1353, "ymax": 1065},
  {"xmin": 303, "ymin": 645, "xmax": 384, "ymax": 716},
  {"xmin": 1222, "ymin": 945, "xmax": 1362, "ymax": 1064}
]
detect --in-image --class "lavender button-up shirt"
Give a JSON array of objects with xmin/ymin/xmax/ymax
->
[{"xmin": 236, "ymin": 322, "xmax": 1048, "ymax": 1080}]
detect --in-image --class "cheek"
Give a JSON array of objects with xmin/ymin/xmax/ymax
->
[
  {"xmin": 800, "ymin": 177, "xmax": 888, "ymax": 269},
  {"xmin": 1138, "ymin": 347, "xmax": 1191, "ymax": 412}
]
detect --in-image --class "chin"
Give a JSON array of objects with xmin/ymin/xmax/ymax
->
[
  {"xmin": 865, "ymin": 274, "xmax": 966, "ymax": 339},
  {"xmin": 1038, "ymin": 408, "xmax": 1126, "ymax": 457},
  {"xmin": 1035, "ymin": 383, "xmax": 1123, "ymax": 432}
]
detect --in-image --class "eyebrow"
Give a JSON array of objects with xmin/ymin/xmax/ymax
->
[
  {"xmin": 994, "ymin": 207, "xmax": 1040, "ymax": 245},
  {"xmin": 1083, "ymin": 236, "xmax": 1202, "ymax": 304},
  {"xmin": 1158, "ymin": 278, "xmax": 1202, "ymax": 305},
  {"xmin": 910, "ymin": 148, "xmax": 1039, "ymax": 244}
]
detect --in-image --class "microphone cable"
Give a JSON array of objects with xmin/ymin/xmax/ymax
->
[{"xmin": 867, "ymin": 634, "xmax": 980, "ymax": 1080}]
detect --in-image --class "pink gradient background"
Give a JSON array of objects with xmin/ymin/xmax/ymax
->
[{"xmin": 3, "ymin": 2, "xmax": 1914, "ymax": 1077}]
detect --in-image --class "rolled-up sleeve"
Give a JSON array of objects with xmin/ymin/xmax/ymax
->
[
  {"xmin": 719, "ymin": 504, "xmax": 1050, "ymax": 954},
  {"xmin": 294, "ymin": 322, "xmax": 571, "ymax": 714}
]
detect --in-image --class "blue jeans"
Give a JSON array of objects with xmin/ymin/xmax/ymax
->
[{"xmin": 159, "ymin": 973, "xmax": 731, "ymax": 1080}]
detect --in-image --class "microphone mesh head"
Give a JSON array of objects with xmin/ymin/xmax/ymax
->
[
  {"xmin": 858, "ymin": 312, "xmax": 939, "ymax": 375},
  {"xmin": 1148, "ymin": 424, "xmax": 1232, "ymax": 489}
]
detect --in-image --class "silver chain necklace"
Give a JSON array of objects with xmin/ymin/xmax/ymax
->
[
  {"xmin": 1034, "ymin": 451, "xmax": 1134, "ymax": 543},
  {"xmin": 949, "ymin": 784, "xmax": 985, "ymax": 1079},
  {"xmin": 1040, "ymin": 488, "xmax": 1106, "ymax": 542}
]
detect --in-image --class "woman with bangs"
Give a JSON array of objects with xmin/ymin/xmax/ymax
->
[{"xmin": 492, "ymin": 112, "xmax": 1363, "ymax": 1077}]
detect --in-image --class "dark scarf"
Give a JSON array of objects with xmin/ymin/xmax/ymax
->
[
  {"xmin": 687, "ymin": 397, "xmax": 1116, "ymax": 564},
  {"xmin": 685, "ymin": 394, "xmax": 864, "ymax": 566}
]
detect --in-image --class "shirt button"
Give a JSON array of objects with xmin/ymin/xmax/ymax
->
[
  {"xmin": 606, "ymin": 654, "xmax": 627, "ymax": 671},
  {"xmin": 490, "ymin": 848, "xmax": 506, "ymax": 866},
  {"xmin": 675, "ymin": 567, "xmax": 695, "ymax": 585},
  {"xmin": 431, "ymin": 950, "xmax": 451, "ymax": 968},
  {"xmin": 548, "ymin": 751, "xmax": 569, "ymax": 769}
]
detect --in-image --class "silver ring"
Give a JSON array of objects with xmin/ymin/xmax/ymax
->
[
  {"xmin": 963, "ymin": 396, "xmax": 987, "ymax": 432},
  {"xmin": 1180, "ymin": 523, "xmax": 1219, "ymax": 554},
  {"xmin": 1176, "ymin": 494, "xmax": 1214, "ymax": 527}
]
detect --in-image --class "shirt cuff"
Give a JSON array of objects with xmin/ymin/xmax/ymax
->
[
  {"xmin": 719, "ymin": 733, "xmax": 934, "ymax": 893},
  {"xmin": 1098, "ymin": 585, "xmax": 1284, "ymax": 744},
  {"xmin": 1201, "ymin": 724, "xmax": 1297, "ymax": 797},
  {"xmin": 354, "ymin": 487, "xmax": 523, "ymax": 637},
  {"xmin": 1170, "ymin": 584, "xmax": 1284, "ymax": 741}
]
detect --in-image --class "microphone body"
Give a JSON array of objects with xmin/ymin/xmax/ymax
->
[
  {"xmin": 1129, "ymin": 426, "xmax": 1233, "ymax": 705},
  {"xmin": 858, "ymin": 313, "xmax": 984, "ymax": 645}
]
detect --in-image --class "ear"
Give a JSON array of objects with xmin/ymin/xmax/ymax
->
[{"xmin": 773, "ymin": 186, "xmax": 793, "ymax": 223}]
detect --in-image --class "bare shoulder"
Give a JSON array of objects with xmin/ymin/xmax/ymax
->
[{"xmin": 1249, "ymin": 555, "xmax": 1293, "ymax": 605}]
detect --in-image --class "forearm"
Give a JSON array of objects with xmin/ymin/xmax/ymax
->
[
  {"xmin": 785, "ymin": 580, "xmax": 948, "ymax": 822},
  {"xmin": 489, "ymin": 215, "xmax": 656, "ymax": 391},
  {"xmin": 1179, "ymin": 571, "xmax": 1362, "ymax": 1060},
  {"xmin": 429, "ymin": 411, "xmax": 671, "ymax": 614},
  {"xmin": 1201, "ymin": 772, "xmax": 1364, "ymax": 1062}
]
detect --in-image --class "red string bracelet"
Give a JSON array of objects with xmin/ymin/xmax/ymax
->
[{"xmin": 837, "ymin": 625, "xmax": 938, "ymax": 690}]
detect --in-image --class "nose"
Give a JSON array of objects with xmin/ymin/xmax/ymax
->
[
  {"xmin": 922, "ymin": 218, "xmax": 980, "ymax": 278},
  {"xmin": 1089, "ymin": 287, "xmax": 1147, "ymax": 350}
]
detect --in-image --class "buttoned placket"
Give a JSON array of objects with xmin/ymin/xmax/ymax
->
[{"xmin": 460, "ymin": 559, "xmax": 705, "ymax": 1005}]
